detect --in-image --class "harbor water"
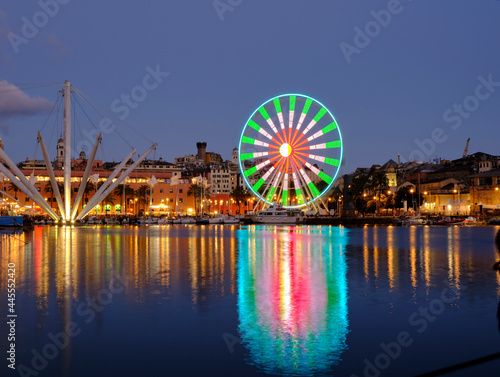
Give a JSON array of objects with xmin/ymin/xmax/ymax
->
[{"xmin": 1, "ymin": 225, "xmax": 500, "ymax": 377}]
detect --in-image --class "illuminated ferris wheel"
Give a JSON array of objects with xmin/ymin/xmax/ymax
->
[{"xmin": 238, "ymin": 94, "xmax": 343, "ymax": 209}]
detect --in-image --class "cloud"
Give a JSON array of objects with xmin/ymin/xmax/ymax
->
[{"xmin": 0, "ymin": 81, "xmax": 54, "ymax": 133}]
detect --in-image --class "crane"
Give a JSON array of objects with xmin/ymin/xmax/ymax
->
[{"xmin": 463, "ymin": 138, "xmax": 470, "ymax": 158}]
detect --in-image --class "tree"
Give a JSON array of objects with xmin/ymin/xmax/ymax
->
[
  {"xmin": 136, "ymin": 185, "xmax": 150, "ymax": 212},
  {"xmin": 368, "ymin": 172, "xmax": 388, "ymax": 214},
  {"xmin": 83, "ymin": 181, "xmax": 96, "ymax": 211},
  {"xmin": 113, "ymin": 184, "xmax": 135, "ymax": 214},
  {"xmin": 188, "ymin": 183, "xmax": 210, "ymax": 216},
  {"xmin": 43, "ymin": 182, "xmax": 63, "ymax": 208},
  {"xmin": 8, "ymin": 182, "xmax": 19, "ymax": 199},
  {"xmin": 230, "ymin": 185, "xmax": 250, "ymax": 214}
]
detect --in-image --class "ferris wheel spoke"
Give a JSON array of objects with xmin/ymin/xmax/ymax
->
[
  {"xmin": 304, "ymin": 161, "xmax": 334, "ymax": 185},
  {"xmin": 291, "ymin": 156, "xmax": 321, "ymax": 199},
  {"xmin": 288, "ymin": 95, "xmax": 296, "ymax": 143},
  {"xmin": 307, "ymin": 121, "xmax": 338, "ymax": 141},
  {"xmin": 273, "ymin": 98, "xmax": 288, "ymax": 143},
  {"xmin": 244, "ymin": 156, "xmax": 277, "ymax": 178},
  {"xmin": 247, "ymin": 119, "xmax": 277, "ymax": 143},
  {"xmin": 293, "ymin": 154, "xmax": 335, "ymax": 186},
  {"xmin": 289, "ymin": 162, "xmax": 305, "ymax": 205},
  {"xmin": 296, "ymin": 151, "xmax": 340, "ymax": 167},
  {"xmin": 251, "ymin": 158, "xmax": 282, "ymax": 193},
  {"xmin": 259, "ymin": 106, "xmax": 284, "ymax": 144},
  {"xmin": 295, "ymin": 140, "xmax": 342, "ymax": 151},
  {"xmin": 290, "ymin": 98, "xmax": 313, "ymax": 145},
  {"xmin": 240, "ymin": 150, "xmax": 277, "ymax": 161},
  {"xmin": 262, "ymin": 166, "xmax": 281, "ymax": 203},
  {"xmin": 293, "ymin": 107, "xmax": 328, "ymax": 146}
]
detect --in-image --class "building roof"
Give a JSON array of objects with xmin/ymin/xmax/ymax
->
[{"xmin": 470, "ymin": 168, "xmax": 500, "ymax": 178}]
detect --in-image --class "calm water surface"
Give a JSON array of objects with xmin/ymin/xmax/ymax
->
[{"xmin": 1, "ymin": 225, "xmax": 500, "ymax": 377}]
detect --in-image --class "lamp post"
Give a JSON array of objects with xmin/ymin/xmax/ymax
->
[{"xmin": 410, "ymin": 188, "xmax": 414, "ymax": 214}]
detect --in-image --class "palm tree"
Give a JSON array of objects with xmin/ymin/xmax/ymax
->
[
  {"xmin": 188, "ymin": 183, "xmax": 211, "ymax": 216},
  {"xmin": 83, "ymin": 181, "xmax": 96, "ymax": 211},
  {"xmin": 43, "ymin": 182, "xmax": 63, "ymax": 209},
  {"xmin": 113, "ymin": 184, "xmax": 134, "ymax": 214},
  {"xmin": 136, "ymin": 185, "xmax": 150, "ymax": 212},
  {"xmin": 230, "ymin": 185, "xmax": 250, "ymax": 214},
  {"xmin": 8, "ymin": 182, "xmax": 19, "ymax": 200}
]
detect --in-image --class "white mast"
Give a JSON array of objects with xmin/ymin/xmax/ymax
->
[{"xmin": 63, "ymin": 80, "xmax": 72, "ymax": 221}]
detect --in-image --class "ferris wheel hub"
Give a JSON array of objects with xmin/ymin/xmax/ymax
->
[{"xmin": 280, "ymin": 143, "xmax": 292, "ymax": 158}]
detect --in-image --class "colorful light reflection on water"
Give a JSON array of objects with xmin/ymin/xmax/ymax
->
[{"xmin": 237, "ymin": 226, "xmax": 349, "ymax": 376}]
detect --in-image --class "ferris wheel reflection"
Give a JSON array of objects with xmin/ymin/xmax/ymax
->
[{"xmin": 237, "ymin": 226, "xmax": 349, "ymax": 376}]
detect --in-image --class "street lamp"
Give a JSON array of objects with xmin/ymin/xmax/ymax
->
[{"xmin": 410, "ymin": 188, "xmax": 414, "ymax": 213}]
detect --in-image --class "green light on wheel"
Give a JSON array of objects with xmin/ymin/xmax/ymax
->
[
  {"xmin": 259, "ymin": 107, "xmax": 270, "ymax": 121},
  {"xmin": 245, "ymin": 166, "xmax": 258, "ymax": 177},
  {"xmin": 253, "ymin": 178, "xmax": 265, "ymax": 191}
]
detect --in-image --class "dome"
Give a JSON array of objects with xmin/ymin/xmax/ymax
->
[{"xmin": 79, "ymin": 150, "xmax": 86, "ymax": 159}]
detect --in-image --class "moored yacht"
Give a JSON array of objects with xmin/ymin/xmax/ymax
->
[{"xmin": 249, "ymin": 205, "xmax": 305, "ymax": 225}]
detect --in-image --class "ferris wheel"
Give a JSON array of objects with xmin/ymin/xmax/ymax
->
[{"xmin": 238, "ymin": 94, "xmax": 343, "ymax": 209}]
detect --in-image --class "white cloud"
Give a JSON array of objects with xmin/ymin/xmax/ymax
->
[{"xmin": 0, "ymin": 81, "xmax": 54, "ymax": 133}]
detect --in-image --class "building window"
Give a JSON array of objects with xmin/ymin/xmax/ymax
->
[
  {"xmin": 25, "ymin": 197, "xmax": 29, "ymax": 203},
  {"xmin": 170, "ymin": 189, "xmax": 173, "ymax": 193},
  {"xmin": 159, "ymin": 189, "xmax": 163, "ymax": 193},
  {"xmin": 170, "ymin": 198, "xmax": 173, "ymax": 202},
  {"xmin": 179, "ymin": 189, "xmax": 183, "ymax": 194},
  {"xmin": 179, "ymin": 198, "xmax": 183, "ymax": 203}
]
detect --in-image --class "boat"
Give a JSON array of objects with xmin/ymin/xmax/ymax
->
[
  {"xmin": 157, "ymin": 218, "xmax": 171, "ymax": 225},
  {"xmin": 222, "ymin": 215, "xmax": 240, "ymax": 225},
  {"xmin": 172, "ymin": 217, "xmax": 196, "ymax": 225},
  {"xmin": 488, "ymin": 218, "xmax": 500, "ymax": 225},
  {"xmin": 87, "ymin": 216, "xmax": 103, "ymax": 225},
  {"xmin": 0, "ymin": 216, "xmax": 23, "ymax": 227},
  {"xmin": 462, "ymin": 216, "xmax": 486, "ymax": 226},
  {"xmin": 138, "ymin": 217, "xmax": 158, "ymax": 225},
  {"xmin": 402, "ymin": 215, "xmax": 427, "ymax": 226},
  {"xmin": 250, "ymin": 205, "xmax": 305, "ymax": 225},
  {"xmin": 208, "ymin": 216, "xmax": 224, "ymax": 225},
  {"xmin": 104, "ymin": 217, "xmax": 120, "ymax": 225},
  {"xmin": 196, "ymin": 218, "xmax": 210, "ymax": 225},
  {"xmin": 432, "ymin": 217, "xmax": 464, "ymax": 226}
]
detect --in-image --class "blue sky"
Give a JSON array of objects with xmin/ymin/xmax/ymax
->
[{"xmin": 0, "ymin": 0, "xmax": 499, "ymax": 173}]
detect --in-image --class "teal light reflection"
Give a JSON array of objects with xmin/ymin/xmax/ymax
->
[{"xmin": 237, "ymin": 226, "xmax": 349, "ymax": 376}]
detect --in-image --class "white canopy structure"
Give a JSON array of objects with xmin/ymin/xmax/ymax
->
[{"xmin": 0, "ymin": 81, "xmax": 157, "ymax": 223}]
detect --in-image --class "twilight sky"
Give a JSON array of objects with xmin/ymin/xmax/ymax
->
[{"xmin": 0, "ymin": 0, "xmax": 499, "ymax": 174}]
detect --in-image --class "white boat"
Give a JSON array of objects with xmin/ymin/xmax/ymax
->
[
  {"xmin": 87, "ymin": 216, "xmax": 102, "ymax": 225},
  {"xmin": 403, "ymin": 215, "xmax": 426, "ymax": 226},
  {"xmin": 250, "ymin": 205, "xmax": 305, "ymax": 225},
  {"xmin": 138, "ymin": 217, "xmax": 158, "ymax": 225},
  {"xmin": 104, "ymin": 217, "xmax": 119, "ymax": 225},
  {"xmin": 172, "ymin": 217, "xmax": 196, "ymax": 224},
  {"xmin": 222, "ymin": 216, "xmax": 240, "ymax": 225},
  {"xmin": 208, "ymin": 216, "xmax": 224, "ymax": 225},
  {"xmin": 157, "ymin": 218, "xmax": 171, "ymax": 225}
]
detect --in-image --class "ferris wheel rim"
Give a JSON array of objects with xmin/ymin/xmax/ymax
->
[{"xmin": 238, "ymin": 93, "xmax": 344, "ymax": 209}]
